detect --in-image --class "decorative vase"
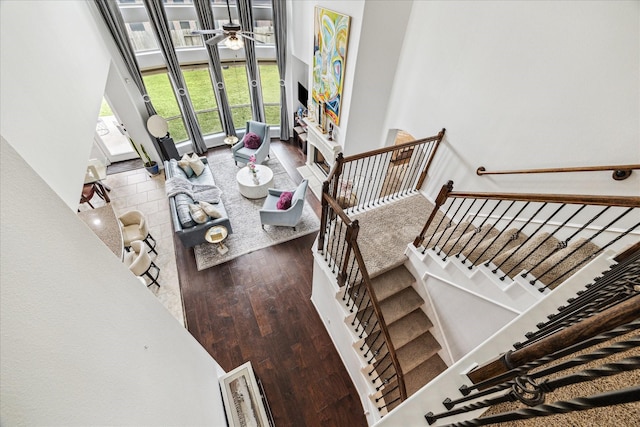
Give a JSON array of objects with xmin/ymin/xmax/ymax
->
[
  {"xmin": 144, "ymin": 161, "xmax": 159, "ymax": 176},
  {"xmin": 252, "ymin": 173, "xmax": 259, "ymax": 185}
]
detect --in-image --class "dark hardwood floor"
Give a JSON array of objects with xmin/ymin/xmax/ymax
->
[{"xmin": 174, "ymin": 140, "xmax": 367, "ymax": 427}]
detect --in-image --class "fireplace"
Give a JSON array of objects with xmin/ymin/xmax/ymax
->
[
  {"xmin": 314, "ymin": 149, "xmax": 331, "ymax": 176},
  {"xmin": 303, "ymin": 118, "xmax": 342, "ymax": 183}
]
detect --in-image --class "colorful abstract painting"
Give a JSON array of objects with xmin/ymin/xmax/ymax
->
[{"xmin": 312, "ymin": 7, "xmax": 350, "ymax": 126}]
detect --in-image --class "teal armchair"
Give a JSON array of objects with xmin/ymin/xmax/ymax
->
[
  {"xmin": 259, "ymin": 180, "xmax": 309, "ymax": 230},
  {"xmin": 232, "ymin": 120, "xmax": 271, "ymax": 166}
]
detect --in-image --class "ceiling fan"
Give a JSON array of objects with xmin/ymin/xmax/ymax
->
[{"xmin": 192, "ymin": 0, "xmax": 271, "ymax": 50}]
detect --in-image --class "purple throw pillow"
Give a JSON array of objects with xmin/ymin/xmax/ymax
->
[
  {"xmin": 276, "ymin": 191, "xmax": 293, "ymax": 210},
  {"xmin": 244, "ymin": 132, "xmax": 261, "ymax": 149}
]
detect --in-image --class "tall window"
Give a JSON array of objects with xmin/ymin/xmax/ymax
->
[
  {"xmin": 259, "ymin": 63, "xmax": 280, "ymax": 126},
  {"xmin": 222, "ymin": 62, "xmax": 252, "ymax": 129},
  {"xmin": 169, "ymin": 20, "xmax": 202, "ymax": 48},
  {"xmin": 117, "ymin": 0, "xmax": 280, "ymax": 146},
  {"xmin": 142, "ymin": 72, "xmax": 188, "ymax": 142},
  {"xmin": 126, "ymin": 22, "xmax": 158, "ymax": 51},
  {"xmin": 183, "ymin": 67, "xmax": 222, "ymax": 135}
]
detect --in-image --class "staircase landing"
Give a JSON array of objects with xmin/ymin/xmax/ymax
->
[{"xmin": 350, "ymin": 193, "xmax": 435, "ymax": 277}]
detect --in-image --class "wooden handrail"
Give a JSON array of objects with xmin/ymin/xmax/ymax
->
[
  {"xmin": 466, "ymin": 293, "xmax": 640, "ymax": 385},
  {"xmin": 350, "ymin": 237, "xmax": 408, "ymax": 402},
  {"xmin": 342, "ymin": 129, "xmax": 446, "ymax": 163},
  {"xmin": 477, "ymin": 164, "xmax": 640, "ymax": 181}
]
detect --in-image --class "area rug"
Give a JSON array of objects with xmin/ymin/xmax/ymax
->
[
  {"xmin": 193, "ymin": 150, "xmax": 320, "ymax": 271},
  {"xmin": 106, "ymin": 158, "xmax": 143, "ymax": 175}
]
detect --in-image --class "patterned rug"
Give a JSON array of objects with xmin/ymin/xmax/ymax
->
[{"xmin": 193, "ymin": 149, "xmax": 320, "ymax": 271}]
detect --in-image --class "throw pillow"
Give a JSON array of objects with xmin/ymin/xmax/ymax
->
[
  {"xmin": 177, "ymin": 153, "xmax": 195, "ymax": 177},
  {"xmin": 276, "ymin": 191, "xmax": 293, "ymax": 210},
  {"xmin": 243, "ymin": 132, "xmax": 261, "ymax": 149},
  {"xmin": 199, "ymin": 201, "xmax": 222, "ymax": 219},
  {"xmin": 188, "ymin": 153, "xmax": 206, "ymax": 177},
  {"xmin": 188, "ymin": 203, "xmax": 208, "ymax": 224}
]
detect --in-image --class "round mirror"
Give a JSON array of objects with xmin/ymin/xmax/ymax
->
[{"xmin": 147, "ymin": 115, "xmax": 169, "ymax": 138}]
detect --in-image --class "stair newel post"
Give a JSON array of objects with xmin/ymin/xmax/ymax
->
[
  {"xmin": 338, "ymin": 220, "xmax": 359, "ymax": 287},
  {"xmin": 318, "ymin": 181, "xmax": 331, "ymax": 252},
  {"xmin": 415, "ymin": 128, "xmax": 446, "ymax": 190},
  {"xmin": 331, "ymin": 153, "xmax": 345, "ymax": 200},
  {"xmin": 414, "ymin": 180, "xmax": 454, "ymax": 247}
]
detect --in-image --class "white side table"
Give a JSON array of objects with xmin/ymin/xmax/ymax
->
[{"xmin": 236, "ymin": 165, "xmax": 274, "ymax": 199}]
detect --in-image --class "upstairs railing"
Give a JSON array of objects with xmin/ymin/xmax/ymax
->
[
  {"xmin": 316, "ymin": 129, "xmax": 446, "ymax": 412},
  {"xmin": 423, "ymin": 247, "xmax": 640, "ymax": 426},
  {"xmin": 413, "ymin": 181, "xmax": 640, "ymax": 292},
  {"xmin": 319, "ymin": 193, "xmax": 408, "ymax": 409},
  {"xmin": 325, "ymin": 129, "xmax": 446, "ymax": 214}
]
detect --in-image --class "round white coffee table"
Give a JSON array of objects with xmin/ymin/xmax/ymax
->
[{"xmin": 236, "ymin": 165, "xmax": 274, "ymax": 199}]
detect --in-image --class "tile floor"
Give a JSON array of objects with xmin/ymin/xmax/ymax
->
[{"xmin": 78, "ymin": 167, "xmax": 185, "ymax": 327}]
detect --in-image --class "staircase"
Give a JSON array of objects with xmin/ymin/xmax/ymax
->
[
  {"xmin": 314, "ymin": 189, "xmax": 638, "ymax": 423},
  {"xmin": 313, "ymin": 135, "xmax": 639, "ymax": 423},
  {"xmin": 350, "ymin": 265, "xmax": 447, "ymax": 412}
]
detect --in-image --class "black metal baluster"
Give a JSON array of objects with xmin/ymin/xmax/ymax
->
[
  {"xmin": 440, "ymin": 199, "xmax": 477, "ymax": 259},
  {"xmin": 361, "ymin": 329, "xmax": 381, "ymax": 354},
  {"xmin": 433, "ymin": 198, "xmax": 466, "ymax": 255},
  {"xmin": 521, "ymin": 204, "xmax": 588, "ymax": 278},
  {"xmin": 522, "ymin": 290, "xmax": 635, "ymax": 346},
  {"xmin": 457, "ymin": 199, "xmax": 501, "ymax": 262},
  {"xmin": 448, "ymin": 334, "xmax": 639, "ymax": 409},
  {"xmin": 537, "ymin": 216, "xmax": 639, "ymax": 290},
  {"xmin": 480, "ymin": 201, "xmax": 532, "ymax": 267},
  {"xmin": 446, "ymin": 199, "xmax": 490, "ymax": 260},
  {"xmin": 366, "ymin": 154, "xmax": 384, "ymax": 208},
  {"xmin": 466, "ymin": 200, "xmax": 517, "ymax": 267},
  {"xmin": 496, "ymin": 203, "xmax": 567, "ymax": 280},
  {"xmin": 490, "ymin": 202, "xmax": 549, "ymax": 276},
  {"xmin": 422, "ymin": 198, "xmax": 456, "ymax": 254},
  {"xmin": 442, "ymin": 386, "xmax": 640, "ymax": 427},
  {"xmin": 458, "ymin": 319, "xmax": 640, "ymax": 396}
]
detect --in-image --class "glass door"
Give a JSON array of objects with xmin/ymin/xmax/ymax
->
[{"xmin": 95, "ymin": 97, "xmax": 138, "ymax": 163}]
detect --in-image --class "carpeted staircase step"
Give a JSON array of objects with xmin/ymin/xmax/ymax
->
[
  {"xmin": 387, "ymin": 309, "xmax": 433, "ymax": 349},
  {"xmin": 530, "ymin": 238, "xmax": 601, "ymax": 288},
  {"xmin": 492, "ymin": 232, "xmax": 561, "ymax": 280},
  {"xmin": 453, "ymin": 224, "xmax": 501, "ymax": 260},
  {"xmin": 379, "ymin": 287, "xmax": 425, "ymax": 325},
  {"xmin": 404, "ymin": 354, "xmax": 448, "ymax": 396},
  {"xmin": 371, "ymin": 265, "xmax": 415, "ymax": 301},
  {"xmin": 376, "ymin": 354, "xmax": 448, "ymax": 414},
  {"xmin": 425, "ymin": 221, "xmax": 474, "ymax": 252},
  {"xmin": 464, "ymin": 228, "xmax": 529, "ymax": 266},
  {"xmin": 396, "ymin": 331, "xmax": 441, "ymax": 374}
]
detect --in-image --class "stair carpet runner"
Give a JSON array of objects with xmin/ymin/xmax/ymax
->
[
  {"xmin": 349, "ymin": 265, "xmax": 447, "ymax": 413},
  {"xmin": 421, "ymin": 216, "xmax": 601, "ymax": 289},
  {"xmin": 341, "ymin": 199, "xmax": 602, "ymax": 413}
]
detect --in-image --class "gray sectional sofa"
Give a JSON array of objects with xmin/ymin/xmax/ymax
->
[{"xmin": 164, "ymin": 157, "xmax": 232, "ymax": 248}]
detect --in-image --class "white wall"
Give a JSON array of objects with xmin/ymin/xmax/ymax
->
[
  {"xmin": 0, "ymin": 139, "xmax": 228, "ymax": 425},
  {"xmin": 385, "ymin": 1, "xmax": 639, "ymax": 198},
  {"xmin": 289, "ymin": 0, "xmax": 366, "ymax": 151},
  {"xmin": 0, "ymin": 0, "xmax": 111, "ymax": 209},
  {"xmin": 342, "ymin": 1, "xmax": 412, "ymax": 156}
]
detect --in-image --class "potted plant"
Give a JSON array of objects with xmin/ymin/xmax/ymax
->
[{"xmin": 130, "ymin": 138, "xmax": 159, "ymax": 175}]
